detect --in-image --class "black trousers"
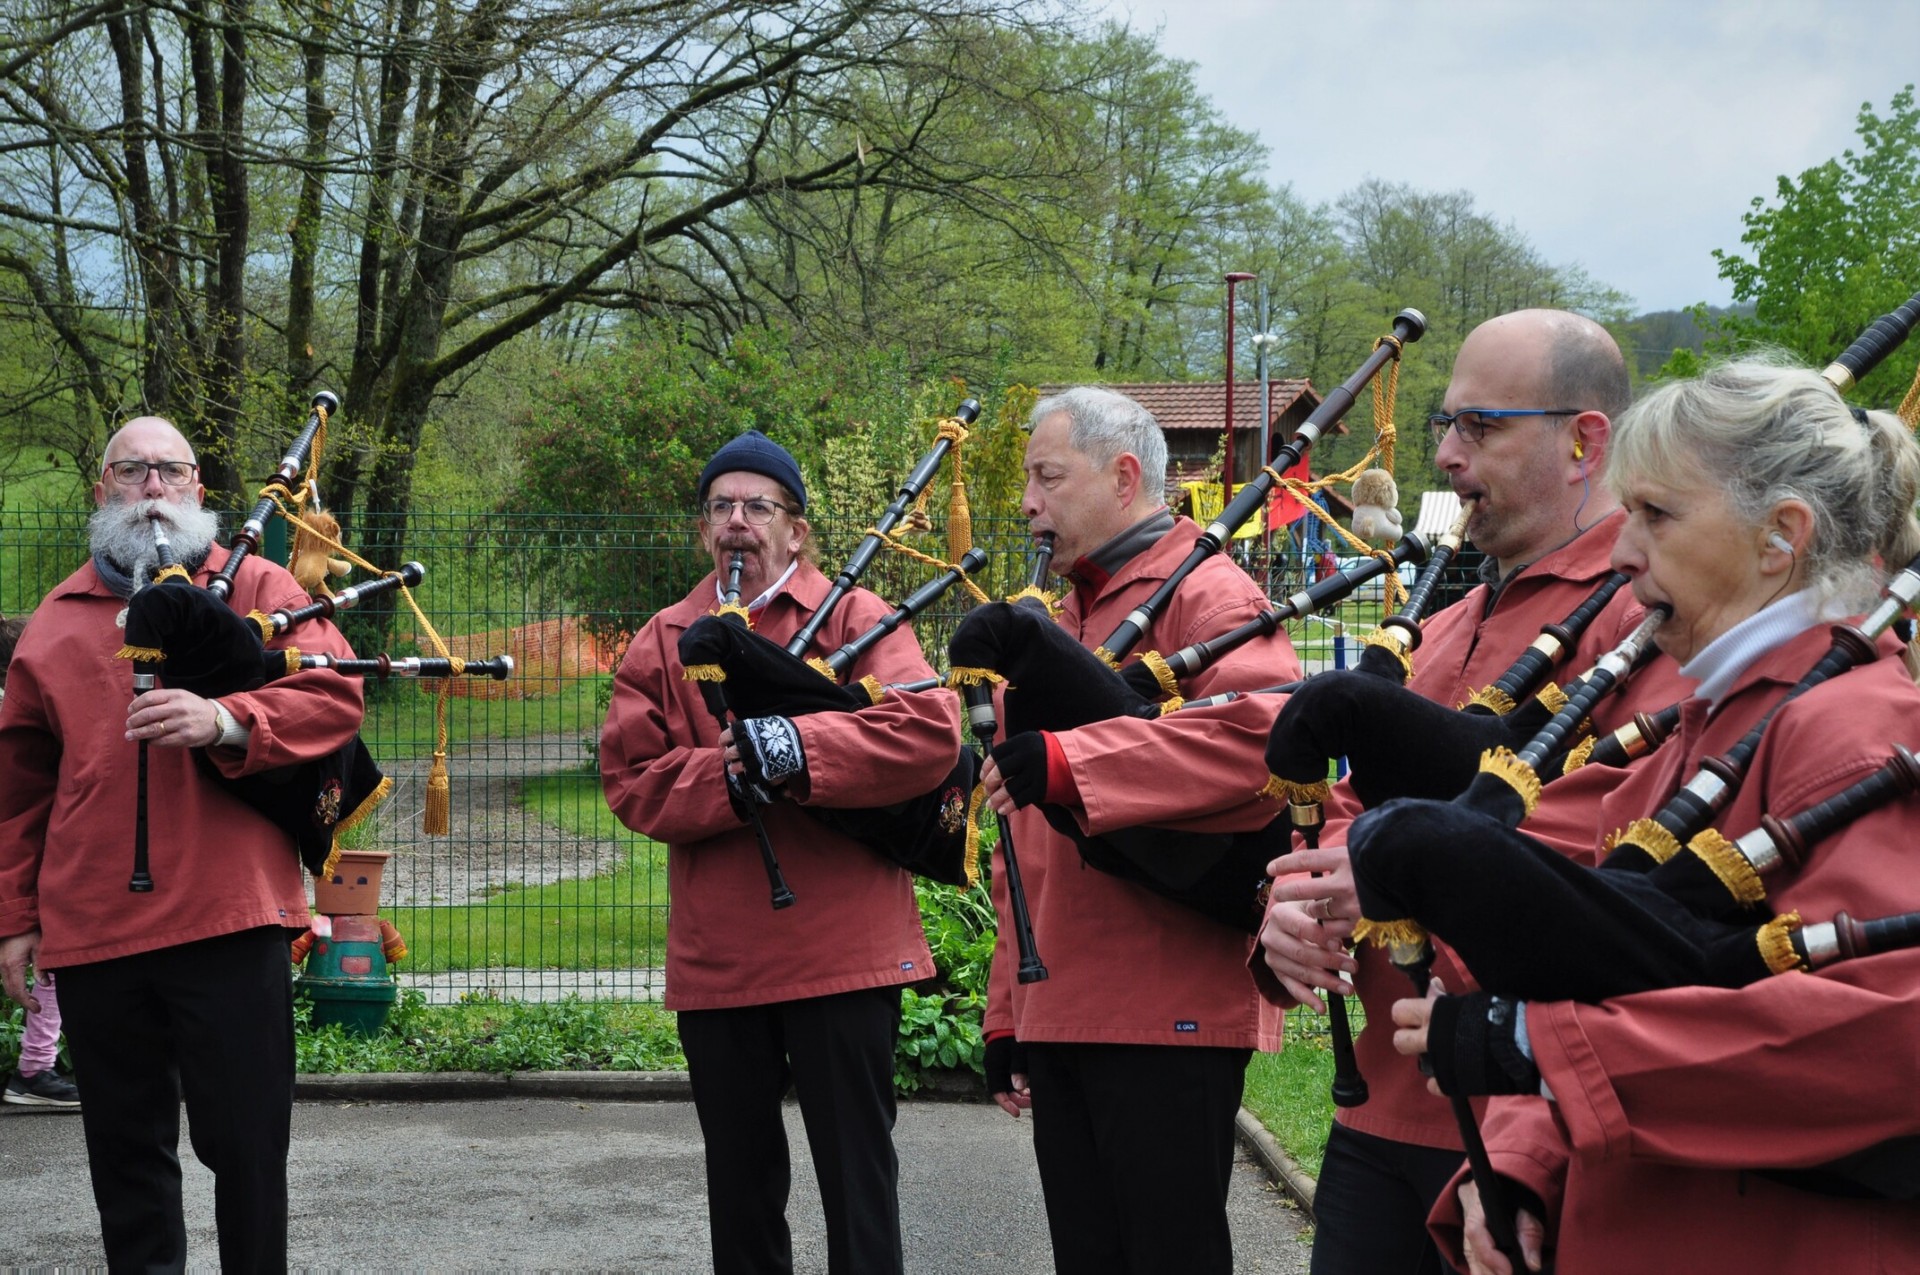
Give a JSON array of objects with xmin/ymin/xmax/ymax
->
[
  {"xmin": 1310, "ymin": 1122, "xmax": 1465, "ymax": 1275},
  {"xmin": 57, "ymin": 925, "xmax": 295, "ymax": 1274},
  {"xmin": 677, "ymin": 984, "xmax": 905, "ymax": 1275},
  {"xmin": 1024, "ymin": 1040, "xmax": 1252, "ymax": 1275}
]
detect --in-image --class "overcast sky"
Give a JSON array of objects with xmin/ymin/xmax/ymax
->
[{"xmin": 1097, "ymin": 0, "xmax": 1919, "ymax": 314}]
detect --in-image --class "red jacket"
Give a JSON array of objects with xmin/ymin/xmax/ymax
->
[
  {"xmin": 0, "ymin": 547, "xmax": 363, "ymax": 966},
  {"xmin": 985, "ymin": 516, "xmax": 1298, "ymax": 1050},
  {"xmin": 1429, "ymin": 622, "xmax": 1920, "ymax": 1273},
  {"xmin": 1321, "ymin": 513, "xmax": 1691, "ymax": 1152},
  {"xmin": 599, "ymin": 560, "xmax": 958, "ymax": 1011}
]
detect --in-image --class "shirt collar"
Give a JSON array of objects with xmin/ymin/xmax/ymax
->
[
  {"xmin": 1681, "ymin": 588, "xmax": 1835, "ymax": 707},
  {"xmin": 1066, "ymin": 507, "xmax": 1175, "ymax": 605}
]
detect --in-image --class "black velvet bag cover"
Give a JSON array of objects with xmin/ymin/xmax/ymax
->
[
  {"xmin": 676, "ymin": 613, "xmax": 974, "ymax": 885},
  {"xmin": 123, "ymin": 580, "xmax": 388, "ymax": 876}
]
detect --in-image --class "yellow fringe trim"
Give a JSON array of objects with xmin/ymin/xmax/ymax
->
[
  {"xmin": 713, "ymin": 601, "xmax": 752, "ymax": 625},
  {"xmin": 1091, "ymin": 646, "xmax": 1120, "ymax": 670},
  {"xmin": 963, "ymin": 785, "xmax": 986, "ymax": 887},
  {"xmin": 318, "ymin": 774, "xmax": 397, "ymax": 881},
  {"xmin": 1140, "ymin": 650, "xmax": 1180, "ymax": 698},
  {"xmin": 1757, "ymin": 912, "xmax": 1806, "ymax": 975},
  {"xmin": 1260, "ymin": 775, "xmax": 1332, "ymax": 804},
  {"xmin": 280, "ymin": 647, "xmax": 301, "ymax": 677},
  {"xmin": 946, "ymin": 666, "xmax": 1003, "ymax": 689},
  {"xmin": 152, "ymin": 563, "xmax": 191, "ymax": 585},
  {"xmin": 1685, "ymin": 828, "xmax": 1768, "ymax": 907},
  {"xmin": 805, "ymin": 656, "xmax": 836, "ymax": 680},
  {"xmin": 246, "ymin": 610, "xmax": 275, "ymax": 643},
  {"xmin": 1536, "ymin": 682, "xmax": 1569, "ymax": 714},
  {"xmin": 682, "ymin": 663, "xmax": 727, "ymax": 683},
  {"xmin": 1605, "ymin": 817, "xmax": 1683, "ymax": 865},
  {"xmin": 115, "ymin": 644, "xmax": 166, "ymax": 663},
  {"xmin": 1156, "ymin": 697, "xmax": 1185, "ymax": 716},
  {"xmin": 317, "ymin": 842, "xmax": 343, "ymax": 881},
  {"xmin": 856, "ymin": 675, "xmax": 884, "ymax": 706},
  {"xmin": 1005, "ymin": 585, "xmax": 1057, "ymax": 617},
  {"xmin": 1354, "ymin": 916, "xmax": 1428, "ymax": 950},
  {"xmin": 1563, "ymin": 736, "xmax": 1597, "ymax": 773},
  {"xmin": 1476, "ymin": 747, "xmax": 1541, "ymax": 816},
  {"xmin": 1465, "ymin": 685, "xmax": 1517, "ymax": 715},
  {"xmin": 1359, "ymin": 629, "xmax": 1413, "ymax": 679}
]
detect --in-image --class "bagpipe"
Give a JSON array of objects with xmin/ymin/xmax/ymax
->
[
  {"xmin": 117, "ymin": 392, "xmax": 512, "ymax": 888},
  {"xmin": 676, "ymin": 402, "xmax": 994, "ymax": 902},
  {"xmin": 943, "ymin": 310, "xmax": 1432, "ymax": 936}
]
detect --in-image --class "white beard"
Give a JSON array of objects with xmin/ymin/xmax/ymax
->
[{"xmin": 89, "ymin": 495, "xmax": 222, "ymax": 581}]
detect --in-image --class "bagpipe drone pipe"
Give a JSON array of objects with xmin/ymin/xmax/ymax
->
[
  {"xmin": 118, "ymin": 393, "xmax": 512, "ymax": 887},
  {"xmin": 676, "ymin": 545, "xmax": 990, "ymax": 894},
  {"xmin": 945, "ymin": 533, "xmax": 1431, "ymax": 934},
  {"xmin": 675, "ymin": 402, "xmax": 995, "ymax": 896}
]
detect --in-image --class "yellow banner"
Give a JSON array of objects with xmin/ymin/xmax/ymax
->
[{"xmin": 1182, "ymin": 481, "xmax": 1265, "ymax": 540}]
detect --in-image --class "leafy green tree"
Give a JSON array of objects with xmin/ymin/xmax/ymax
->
[{"xmin": 1674, "ymin": 84, "xmax": 1919, "ymax": 407}]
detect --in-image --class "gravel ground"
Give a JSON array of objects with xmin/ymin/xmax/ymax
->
[{"xmin": 350, "ymin": 732, "xmax": 626, "ymax": 906}]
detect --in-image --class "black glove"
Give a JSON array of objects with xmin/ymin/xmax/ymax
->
[
  {"xmin": 1425, "ymin": 993, "xmax": 1540, "ymax": 1097},
  {"xmin": 983, "ymin": 1035, "xmax": 1028, "ymax": 1095},
  {"xmin": 735, "ymin": 715, "xmax": 807, "ymax": 795},
  {"xmin": 990, "ymin": 732, "xmax": 1049, "ymax": 809}
]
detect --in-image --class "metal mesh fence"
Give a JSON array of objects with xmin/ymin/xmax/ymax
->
[{"xmin": 1, "ymin": 508, "xmax": 1483, "ymax": 1003}]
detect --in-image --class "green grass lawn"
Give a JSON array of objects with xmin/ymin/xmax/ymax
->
[
  {"xmin": 1240, "ymin": 1004, "xmax": 1367, "ymax": 1178},
  {"xmin": 386, "ymin": 768, "xmax": 669, "ymax": 973},
  {"xmin": 361, "ymin": 675, "xmax": 609, "ymax": 748}
]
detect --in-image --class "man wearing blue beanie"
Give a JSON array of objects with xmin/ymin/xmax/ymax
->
[{"xmin": 602, "ymin": 428, "xmax": 960, "ymax": 1274}]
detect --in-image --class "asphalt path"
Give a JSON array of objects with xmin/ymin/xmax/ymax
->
[{"xmin": 1, "ymin": 1080, "xmax": 1314, "ymax": 1272}]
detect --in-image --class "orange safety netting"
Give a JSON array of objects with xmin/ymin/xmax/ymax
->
[{"xmin": 404, "ymin": 617, "xmax": 629, "ymax": 699}]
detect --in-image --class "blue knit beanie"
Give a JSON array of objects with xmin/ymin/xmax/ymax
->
[{"xmin": 697, "ymin": 430, "xmax": 806, "ymax": 512}]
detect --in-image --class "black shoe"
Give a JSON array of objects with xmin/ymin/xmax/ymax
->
[{"xmin": 4, "ymin": 1069, "xmax": 81, "ymax": 1109}]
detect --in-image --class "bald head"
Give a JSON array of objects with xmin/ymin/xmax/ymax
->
[
  {"xmin": 1455, "ymin": 310, "xmax": 1630, "ymax": 421},
  {"xmin": 104, "ymin": 416, "xmax": 196, "ymax": 468}
]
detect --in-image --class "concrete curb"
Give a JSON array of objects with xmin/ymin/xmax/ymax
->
[
  {"xmin": 293, "ymin": 1072, "xmax": 1320, "ymax": 1221},
  {"xmin": 1235, "ymin": 1108, "xmax": 1317, "ymax": 1221}
]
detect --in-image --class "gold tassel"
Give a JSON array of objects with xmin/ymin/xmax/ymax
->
[
  {"xmin": 1757, "ymin": 912, "xmax": 1806, "ymax": 975},
  {"xmin": 1686, "ymin": 828, "xmax": 1768, "ymax": 906},
  {"xmin": 1562, "ymin": 735, "xmax": 1597, "ymax": 773},
  {"xmin": 423, "ymin": 677, "xmax": 452, "ymax": 836},
  {"xmin": 424, "ymin": 751, "xmax": 451, "ymax": 835},
  {"xmin": 1464, "ymin": 685, "xmax": 1516, "ymax": 716},
  {"xmin": 1476, "ymin": 747, "xmax": 1542, "ymax": 816},
  {"xmin": 1140, "ymin": 650, "xmax": 1180, "ymax": 698},
  {"xmin": 115, "ymin": 644, "xmax": 166, "ymax": 663},
  {"xmin": 1353, "ymin": 916, "xmax": 1428, "ymax": 950},
  {"xmin": 948, "ymin": 445, "xmax": 972, "ymax": 561},
  {"xmin": 1604, "ymin": 817, "xmax": 1683, "ymax": 864}
]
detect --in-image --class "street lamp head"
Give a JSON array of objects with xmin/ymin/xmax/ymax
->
[{"xmin": 1224, "ymin": 271, "xmax": 1256, "ymax": 283}]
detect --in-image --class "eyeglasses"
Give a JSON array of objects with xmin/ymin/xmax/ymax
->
[
  {"xmin": 700, "ymin": 497, "xmax": 795, "ymax": 526},
  {"xmin": 105, "ymin": 459, "xmax": 198, "ymax": 486},
  {"xmin": 1427, "ymin": 408, "xmax": 1581, "ymax": 446}
]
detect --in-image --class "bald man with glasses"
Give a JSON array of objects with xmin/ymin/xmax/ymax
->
[{"xmin": 1256, "ymin": 309, "xmax": 1692, "ymax": 1275}]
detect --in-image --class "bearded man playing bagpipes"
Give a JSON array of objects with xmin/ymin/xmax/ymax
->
[{"xmin": 0, "ymin": 415, "xmax": 364, "ymax": 1271}]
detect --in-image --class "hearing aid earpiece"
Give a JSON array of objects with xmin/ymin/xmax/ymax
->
[{"xmin": 1768, "ymin": 532, "xmax": 1794, "ymax": 555}]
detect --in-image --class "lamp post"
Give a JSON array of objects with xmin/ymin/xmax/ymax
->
[
  {"xmin": 1223, "ymin": 272, "xmax": 1255, "ymax": 501},
  {"xmin": 1250, "ymin": 294, "xmax": 1283, "ymax": 571}
]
